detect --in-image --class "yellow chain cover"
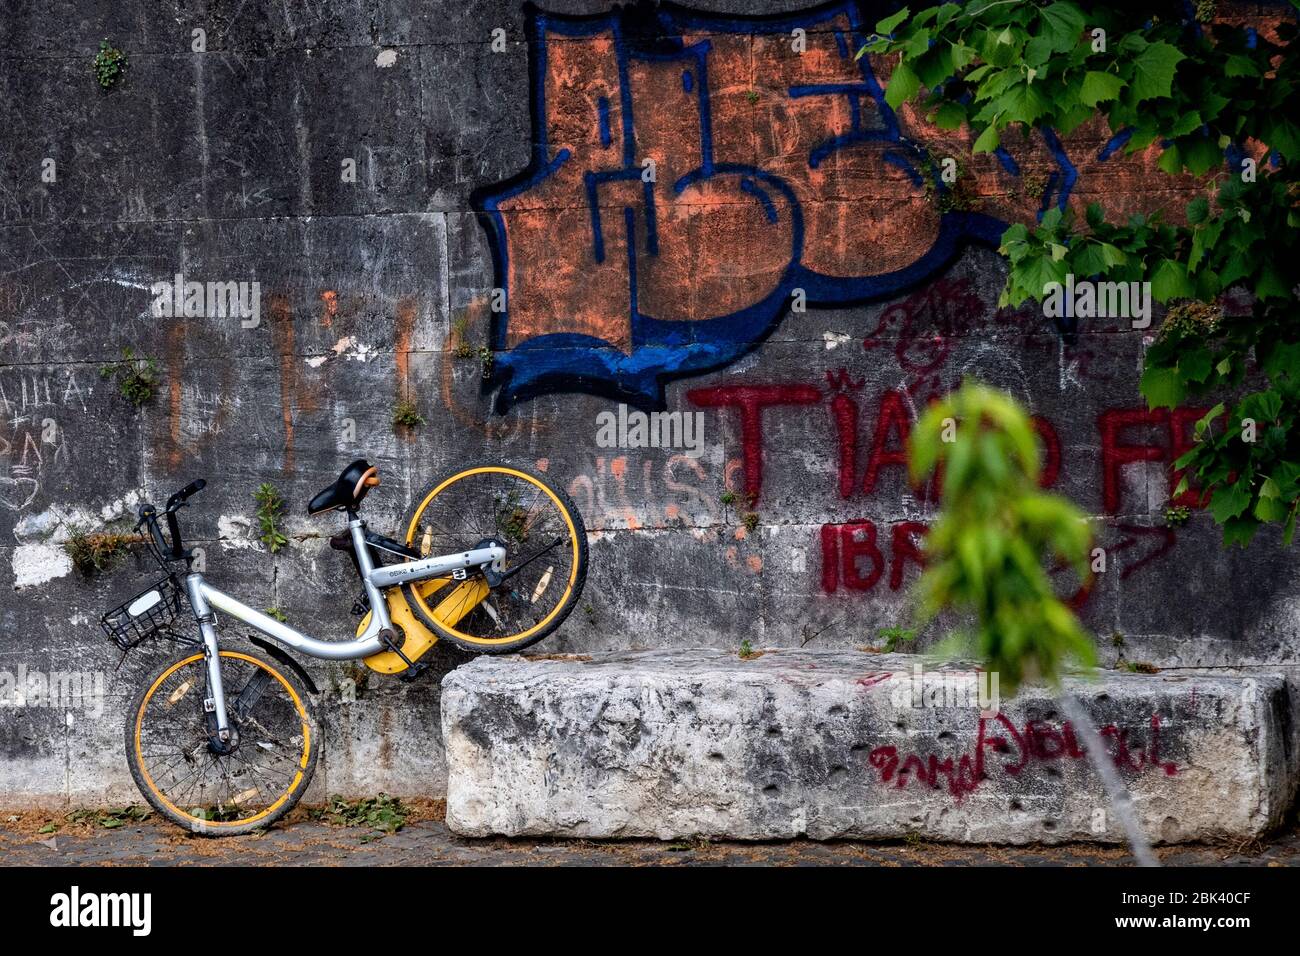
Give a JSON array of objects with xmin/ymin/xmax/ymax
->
[{"xmin": 359, "ymin": 578, "xmax": 488, "ymax": 673}]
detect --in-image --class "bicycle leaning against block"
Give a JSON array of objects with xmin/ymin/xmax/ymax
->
[{"xmin": 99, "ymin": 459, "xmax": 587, "ymax": 835}]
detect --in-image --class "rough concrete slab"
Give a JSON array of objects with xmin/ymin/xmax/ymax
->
[{"xmin": 442, "ymin": 648, "xmax": 1298, "ymax": 844}]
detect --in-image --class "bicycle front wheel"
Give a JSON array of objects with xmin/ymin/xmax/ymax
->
[
  {"xmin": 125, "ymin": 644, "xmax": 318, "ymax": 836},
  {"xmin": 402, "ymin": 463, "xmax": 588, "ymax": 654}
]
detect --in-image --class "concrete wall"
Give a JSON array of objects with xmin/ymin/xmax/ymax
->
[{"xmin": 2, "ymin": 1, "xmax": 1296, "ymax": 805}]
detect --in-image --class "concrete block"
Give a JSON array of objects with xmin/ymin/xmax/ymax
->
[{"xmin": 442, "ymin": 648, "xmax": 1298, "ymax": 843}]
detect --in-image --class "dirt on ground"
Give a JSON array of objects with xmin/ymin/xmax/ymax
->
[{"xmin": 1, "ymin": 803, "xmax": 1296, "ymax": 867}]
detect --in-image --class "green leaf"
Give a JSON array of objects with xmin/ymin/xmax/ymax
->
[
  {"xmin": 901, "ymin": 27, "xmax": 933, "ymax": 58},
  {"xmin": 875, "ymin": 7, "xmax": 911, "ymax": 35},
  {"xmin": 915, "ymin": 43, "xmax": 956, "ymax": 88},
  {"xmin": 1179, "ymin": 347, "xmax": 1213, "ymax": 384},
  {"xmin": 996, "ymin": 82, "xmax": 1051, "ymax": 125},
  {"xmin": 931, "ymin": 101, "xmax": 967, "ymax": 130},
  {"xmin": 1186, "ymin": 196, "xmax": 1209, "ymax": 225},
  {"xmin": 1183, "ymin": 138, "xmax": 1222, "ymax": 176},
  {"xmin": 1157, "ymin": 144, "xmax": 1183, "ymax": 175},
  {"xmin": 884, "ymin": 60, "xmax": 920, "ymax": 109},
  {"xmin": 1210, "ymin": 483, "xmax": 1253, "ymax": 524},
  {"xmin": 1224, "ymin": 55, "xmax": 1260, "ymax": 78},
  {"xmin": 1025, "ymin": 35, "xmax": 1056, "ymax": 68},
  {"xmin": 1150, "ymin": 258, "xmax": 1193, "ymax": 302},
  {"xmin": 1140, "ymin": 365, "xmax": 1185, "ymax": 410},
  {"xmin": 1195, "ymin": 403, "xmax": 1226, "ymax": 436},
  {"xmin": 1199, "ymin": 92, "xmax": 1231, "ymax": 122},
  {"xmin": 1255, "ymin": 265, "xmax": 1290, "ymax": 300},
  {"xmin": 1221, "ymin": 516, "xmax": 1259, "ymax": 548},
  {"xmin": 1130, "ymin": 42, "xmax": 1185, "ymax": 103},
  {"xmin": 972, "ymin": 124, "xmax": 1001, "ymax": 154},
  {"xmin": 1018, "ymin": 251, "xmax": 1068, "ymax": 300},
  {"xmin": 951, "ymin": 41, "xmax": 977, "ymax": 71},
  {"xmin": 1039, "ymin": 2, "xmax": 1085, "ymax": 52},
  {"xmin": 1079, "ymin": 70, "xmax": 1125, "ymax": 106},
  {"xmin": 1170, "ymin": 111, "xmax": 1203, "ymax": 137},
  {"xmin": 1098, "ymin": 242, "xmax": 1126, "ymax": 267}
]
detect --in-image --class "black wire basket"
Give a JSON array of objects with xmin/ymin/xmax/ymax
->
[{"xmin": 100, "ymin": 575, "xmax": 185, "ymax": 650}]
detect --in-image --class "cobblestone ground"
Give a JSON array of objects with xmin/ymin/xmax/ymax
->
[{"xmin": 1, "ymin": 804, "xmax": 1297, "ymax": 866}]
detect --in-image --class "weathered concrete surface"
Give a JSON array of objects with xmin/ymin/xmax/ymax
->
[{"xmin": 442, "ymin": 649, "xmax": 1299, "ymax": 844}]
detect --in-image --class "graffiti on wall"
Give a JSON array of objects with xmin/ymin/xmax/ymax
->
[{"xmin": 471, "ymin": 0, "xmax": 1118, "ymax": 411}]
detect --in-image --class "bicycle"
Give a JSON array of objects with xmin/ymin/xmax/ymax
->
[{"xmin": 100, "ymin": 459, "xmax": 587, "ymax": 835}]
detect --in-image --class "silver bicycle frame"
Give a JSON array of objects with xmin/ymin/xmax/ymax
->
[{"xmin": 185, "ymin": 516, "xmax": 505, "ymax": 738}]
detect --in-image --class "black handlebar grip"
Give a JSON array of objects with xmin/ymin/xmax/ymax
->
[{"xmin": 167, "ymin": 478, "xmax": 207, "ymax": 510}]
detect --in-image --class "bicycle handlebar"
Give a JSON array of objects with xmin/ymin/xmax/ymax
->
[
  {"xmin": 166, "ymin": 479, "xmax": 206, "ymax": 511},
  {"xmin": 138, "ymin": 479, "xmax": 207, "ymax": 566}
]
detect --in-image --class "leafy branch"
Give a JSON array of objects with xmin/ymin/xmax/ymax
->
[
  {"xmin": 910, "ymin": 380, "xmax": 1096, "ymax": 692},
  {"xmin": 863, "ymin": 1, "xmax": 1300, "ymax": 546},
  {"xmin": 908, "ymin": 378, "xmax": 1158, "ymax": 863}
]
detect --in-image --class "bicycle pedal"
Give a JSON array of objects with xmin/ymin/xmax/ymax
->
[{"xmin": 398, "ymin": 661, "xmax": 430, "ymax": 683}]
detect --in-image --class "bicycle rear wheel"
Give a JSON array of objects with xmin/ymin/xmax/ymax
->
[{"xmin": 402, "ymin": 462, "xmax": 587, "ymax": 654}]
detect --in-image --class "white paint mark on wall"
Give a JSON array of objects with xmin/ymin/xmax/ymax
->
[
  {"xmin": 823, "ymin": 331, "xmax": 850, "ymax": 350},
  {"xmin": 12, "ymin": 543, "xmax": 72, "ymax": 589},
  {"xmin": 305, "ymin": 336, "xmax": 377, "ymax": 368},
  {"xmin": 375, "ymin": 49, "xmax": 398, "ymax": 68},
  {"xmin": 12, "ymin": 491, "xmax": 143, "ymax": 543},
  {"xmin": 217, "ymin": 515, "xmax": 257, "ymax": 550}
]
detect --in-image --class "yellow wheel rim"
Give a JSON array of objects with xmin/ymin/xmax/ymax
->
[
  {"xmin": 405, "ymin": 466, "xmax": 580, "ymax": 646},
  {"xmin": 133, "ymin": 651, "xmax": 311, "ymax": 829}
]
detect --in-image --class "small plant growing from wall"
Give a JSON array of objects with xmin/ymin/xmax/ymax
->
[
  {"xmin": 392, "ymin": 399, "xmax": 425, "ymax": 430},
  {"xmin": 253, "ymin": 483, "xmax": 289, "ymax": 553},
  {"xmin": 450, "ymin": 314, "xmax": 474, "ymax": 359},
  {"xmin": 449, "ymin": 315, "xmax": 494, "ymax": 376},
  {"xmin": 1121, "ymin": 660, "xmax": 1161, "ymax": 674},
  {"xmin": 92, "ymin": 39, "xmax": 128, "ymax": 90},
  {"xmin": 264, "ymin": 607, "xmax": 289, "ymax": 623},
  {"xmin": 64, "ymin": 527, "xmax": 144, "ymax": 576},
  {"xmin": 877, "ymin": 626, "xmax": 917, "ymax": 653},
  {"xmin": 99, "ymin": 346, "xmax": 160, "ymax": 407},
  {"xmin": 1163, "ymin": 504, "xmax": 1191, "ymax": 527}
]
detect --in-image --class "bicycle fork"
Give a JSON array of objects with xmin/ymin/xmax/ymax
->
[{"xmin": 185, "ymin": 574, "xmax": 232, "ymax": 744}]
